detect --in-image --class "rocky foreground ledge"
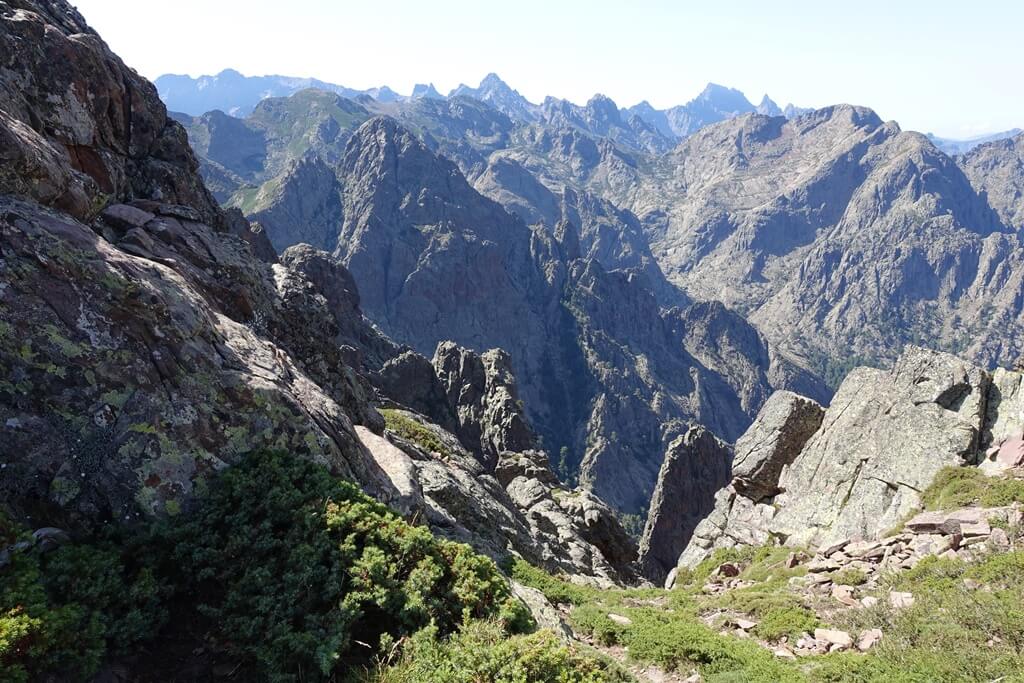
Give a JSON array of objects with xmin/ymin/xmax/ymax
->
[{"xmin": 639, "ymin": 345, "xmax": 1024, "ymax": 584}]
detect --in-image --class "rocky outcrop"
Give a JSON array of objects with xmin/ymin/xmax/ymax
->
[
  {"xmin": 637, "ymin": 427, "xmax": 732, "ymax": 583},
  {"xmin": 769, "ymin": 347, "xmax": 990, "ymax": 546},
  {"xmin": 0, "ymin": 0, "xmax": 221, "ymax": 225},
  {"xmin": 494, "ymin": 448, "xmax": 637, "ymax": 582},
  {"xmin": 359, "ymin": 409, "xmax": 635, "ymax": 584},
  {"xmin": 0, "ymin": 197, "xmax": 398, "ymax": 525},
  {"xmin": 433, "ymin": 342, "xmax": 537, "ymax": 469},
  {"xmin": 730, "ymin": 391, "xmax": 825, "ymax": 500},
  {"xmin": 676, "ymin": 347, "xmax": 1012, "ymax": 570}
]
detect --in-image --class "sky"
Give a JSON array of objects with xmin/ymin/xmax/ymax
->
[{"xmin": 72, "ymin": 0, "xmax": 1023, "ymax": 139}]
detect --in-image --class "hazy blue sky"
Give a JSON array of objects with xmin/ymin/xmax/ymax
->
[{"xmin": 74, "ymin": 0, "xmax": 1022, "ymax": 138}]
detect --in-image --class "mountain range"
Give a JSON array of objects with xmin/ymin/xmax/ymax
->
[
  {"xmin": 5, "ymin": 2, "xmax": 1024, "ymax": 680},
  {"xmin": 157, "ymin": 69, "xmax": 1016, "ymax": 154},
  {"xmin": 161, "ymin": 67, "xmax": 1024, "ymax": 518},
  {"xmin": 157, "ymin": 69, "xmax": 813, "ymax": 143}
]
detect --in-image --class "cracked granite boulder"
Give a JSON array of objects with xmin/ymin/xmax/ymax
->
[
  {"xmin": 770, "ymin": 346, "xmax": 990, "ymax": 547},
  {"xmin": 676, "ymin": 347, "xmax": 1006, "ymax": 571}
]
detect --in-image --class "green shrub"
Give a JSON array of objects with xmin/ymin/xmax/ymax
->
[
  {"xmin": 831, "ymin": 567, "xmax": 867, "ymax": 586},
  {"xmin": 751, "ymin": 605, "xmax": 819, "ymax": 642},
  {"xmin": 617, "ymin": 611, "xmax": 802, "ymax": 682},
  {"xmin": 160, "ymin": 450, "xmax": 529, "ymax": 681},
  {"xmin": 0, "ymin": 518, "xmax": 166, "ymax": 682},
  {"xmin": 920, "ymin": 466, "xmax": 1024, "ymax": 510},
  {"xmin": 363, "ymin": 620, "xmax": 633, "ymax": 683},
  {"xmin": 380, "ymin": 409, "xmax": 452, "ymax": 458}
]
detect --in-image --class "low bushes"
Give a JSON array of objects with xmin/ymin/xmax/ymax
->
[
  {"xmin": 0, "ymin": 515, "xmax": 166, "ymax": 682},
  {"xmin": 362, "ymin": 619, "xmax": 632, "ymax": 683},
  {"xmin": 1, "ymin": 452, "xmax": 532, "ymax": 682}
]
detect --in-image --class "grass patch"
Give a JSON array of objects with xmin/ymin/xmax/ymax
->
[
  {"xmin": 380, "ymin": 411, "xmax": 452, "ymax": 458},
  {"xmin": 380, "ymin": 409, "xmax": 452, "ymax": 458},
  {"xmin": 920, "ymin": 466, "xmax": 1024, "ymax": 510}
]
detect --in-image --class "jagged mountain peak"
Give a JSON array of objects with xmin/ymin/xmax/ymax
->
[
  {"xmin": 480, "ymin": 72, "xmax": 510, "ymax": 88},
  {"xmin": 586, "ymin": 93, "xmax": 621, "ymax": 119},
  {"xmin": 346, "ymin": 114, "xmax": 430, "ymax": 155},
  {"xmin": 411, "ymin": 82, "xmax": 444, "ymax": 100},
  {"xmin": 692, "ymin": 82, "xmax": 753, "ymax": 108},
  {"xmin": 756, "ymin": 94, "xmax": 783, "ymax": 116}
]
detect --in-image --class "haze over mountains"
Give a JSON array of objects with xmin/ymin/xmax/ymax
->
[{"xmin": 157, "ymin": 69, "xmax": 1019, "ymax": 153}]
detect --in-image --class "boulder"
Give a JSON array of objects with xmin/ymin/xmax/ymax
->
[
  {"xmin": 511, "ymin": 582, "xmax": 572, "ymax": 641},
  {"xmin": 996, "ymin": 438, "xmax": 1024, "ymax": 469},
  {"xmin": 906, "ymin": 508, "xmax": 991, "ymax": 535},
  {"xmin": 814, "ymin": 628, "xmax": 853, "ymax": 651},
  {"xmin": 637, "ymin": 426, "xmax": 732, "ymax": 583},
  {"xmin": 731, "ymin": 391, "xmax": 824, "ymax": 500},
  {"xmin": 857, "ymin": 629, "xmax": 883, "ymax": 651},
  {"xmin": 889, "ymin": 591, "xmax": 915, "ymax": 609},
  {"xmin": 354, "ymin": 426, "xmax": 425, "ymax": 517}
]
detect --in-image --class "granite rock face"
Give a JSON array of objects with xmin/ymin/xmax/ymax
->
[
  {"xmin": 959, "ymin": 132, "xmax": 1024, "ymax": 230},
  {"xmin": 637, "ymin": 427, "xmax": 732, "ymax": 583},
  {"xmin": 0, "ymin": 196, "xmax": 397, "ymax": 524},
  {"xmin": 432, "ymin": 342, "xmax": 537, "ymax": 470},
  {"xmin": 359, "ymin": 409, "xmax": 636, "ymax": 584},
  {"xmin": 676, "ymin": 347, "xmax": 1015, "ymax": 571},
  {"xmin": 769, "ymin": 348, "xmax": 990, "ymax": 547},
  {"xmin": 596, "ymin": 106, "xmax": 1023, "ymax": 376},
  {"xmin": 249, "ymin": 155, "xmax": 345, "ymax": 253},
  {"xmin": 0, "ymin": 0, "xmax": 221, "ymax": 224}
]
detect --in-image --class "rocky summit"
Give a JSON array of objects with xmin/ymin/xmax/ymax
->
[{"xmin": 3, "ymin": 0, "xmax": 1024, "ymax": 681}]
